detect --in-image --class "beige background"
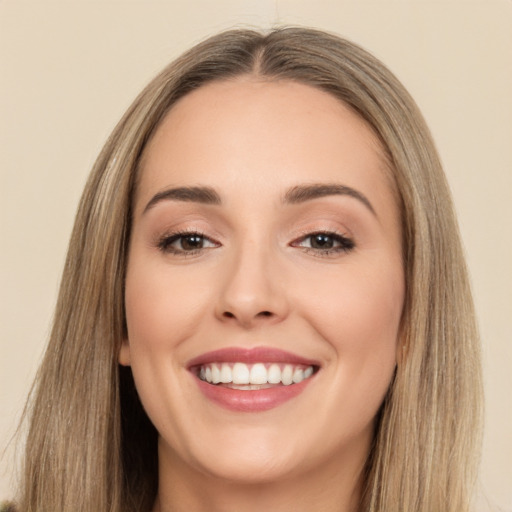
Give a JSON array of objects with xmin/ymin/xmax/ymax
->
[{"xmin": 1, "ymin": 0, "xmax": 511, "ymax": 508}]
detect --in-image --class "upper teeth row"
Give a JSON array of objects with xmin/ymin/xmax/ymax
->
[{"xmin": 199, "ymin": 362, "xmax": 314, "ymax": 386}]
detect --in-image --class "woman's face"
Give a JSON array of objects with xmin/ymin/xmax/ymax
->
[{"xmin": 121, "ymin": 78, "xmax": 404, "ymax": 485}]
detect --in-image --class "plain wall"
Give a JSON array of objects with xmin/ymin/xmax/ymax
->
[{"xmin": 1, "ymin": 1, "xmax": 511, "ymax": 508}]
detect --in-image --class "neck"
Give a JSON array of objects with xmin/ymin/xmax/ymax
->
[{"xmin": 152, "ymin": 440, "xmax": 368, "ymax": 512}]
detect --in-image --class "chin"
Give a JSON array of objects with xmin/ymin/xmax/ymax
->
[
  {"xmin": 197, "ymin": 448, "xmax": 304, "ymax": 485},
  {"xmin": 167, "ymin": 422, "xmax": 311, "ymax": 484}
]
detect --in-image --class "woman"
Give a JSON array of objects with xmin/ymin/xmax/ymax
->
[{"xmin": 10, "ymin": 27, "xmax": 482, "ymax": 511}]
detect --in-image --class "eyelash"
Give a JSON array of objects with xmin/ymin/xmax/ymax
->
[
  {"xmin": 156, "ymin": 230, "xmax": 355, "ymax": 257},
  {"xmin": 290, "ymin": 231, "xmax": 355, "ymax": 256},
  {"xmin": 156, "ymin": 230, "xmax": 219, "ymax": 256}
]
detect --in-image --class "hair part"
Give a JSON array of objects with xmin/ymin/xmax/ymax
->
[{"xmin": 16, "ymin": 27, "xmax": 482, "ymax": 512}]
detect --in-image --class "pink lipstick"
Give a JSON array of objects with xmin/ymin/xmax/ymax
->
[{"xmin": 188, "ymin": 347, "xmax": 319, "ymax": 412}]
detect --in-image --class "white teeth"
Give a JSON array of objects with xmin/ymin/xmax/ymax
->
[
  {"xmin": 292, "ymin": 367, "xmax": 304, "ymax": 384},
  {"xmin": 220, "ymin": 363, "xmax": 233, "ymax": 383},
  {"xmin": 250, "ymin": 363, "xmax": 268, "ymax": 384},
  {"xmin": 281, "ymin": 365, "xmax": 293, "ymax": 385},
  {"xmin": 267, "ymin": 364, "xmax": 281, "ymax": 384},
  {"xmin": 232, "ymin": 362, "xmax": 250, "ymax": 384},
  {"xmin": 211, "ymin": 363, "xmax": 221, "ymax": 384},
  {"xmin": 230, "ymin": 384, "xmax": 272, "ymax": 390},
  {"xmin": 198, "ymin": 362, "xmax": 316, "ymax": 386}
]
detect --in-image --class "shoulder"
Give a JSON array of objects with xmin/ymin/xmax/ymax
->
[{"xmin": 0, "ymin": 502, "xmax": 16, "ymax": 512}]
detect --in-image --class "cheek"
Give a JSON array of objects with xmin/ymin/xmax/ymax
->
[
  {"xmin": 124, "ymin": 257, "xmax": 212, "ymax": 352},
  {"xmin": 323, "ymin": 255, "xmax": 402, "ymax": 342},
  {"xmin": 122, "ymin": 258, "xmax": 212, "ymax": 432},
  {"xmin": 296, "ymin": 257, "xmax": 404, "ymax": 392}
]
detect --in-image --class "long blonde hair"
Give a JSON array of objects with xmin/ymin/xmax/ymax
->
[{"xmin": 16, "ymin": 27, "xmax": 482, "ymax": 511}]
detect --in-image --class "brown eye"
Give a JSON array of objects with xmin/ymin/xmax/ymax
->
[
  {"xmin": 158, "ymin": 232, "xmax": 219, "ymax": 254},
  {"xmin": 310, "ymin": 233, "xmax": 335, "ymax": 249},
  {"xmin": 292, "ymin": 231, "xmax": 355, "ymax": 255},
  {"xmin": 180, "ymin": 234, "xmax": 206, "ymax": 250}
]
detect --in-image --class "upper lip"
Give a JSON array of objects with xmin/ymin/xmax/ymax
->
[{"xmin": 187, "ymin": 347, "xmax": 321, "ymax": 369}]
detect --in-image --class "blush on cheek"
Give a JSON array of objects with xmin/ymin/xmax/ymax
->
[{"xmin": 125, "ymin": 270, "xmax": 179, "ymax": 342}]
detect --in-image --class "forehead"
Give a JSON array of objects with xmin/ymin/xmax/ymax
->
[{"xmin": 136, "ymin": 78, "xmax": 396, "ymax": 215}]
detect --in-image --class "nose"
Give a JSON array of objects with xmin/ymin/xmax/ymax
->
[{"xmin": 214, "ymin": 242, "xmax": 289, "ymax": 329}]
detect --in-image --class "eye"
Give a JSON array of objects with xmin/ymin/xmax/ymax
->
[
  {"xmin": 291, "ymin": 231, "xmax": 355, "ymax": 255},
  {"xmin": 157, "ymin": 231, "xmax": 219, "ymax": 254}
]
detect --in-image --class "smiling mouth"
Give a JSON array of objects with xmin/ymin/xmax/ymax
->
[
  {"xmin": 187, "ymin": 347, "xmax": 320, "ymax": 410},
  {"xmin": 193, "ymin": 362, "xmax": 317, "ymax": 389}
]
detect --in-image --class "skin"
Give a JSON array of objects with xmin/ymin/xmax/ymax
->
[{"xmin": 120, "ymin": 78, "xmax": 405, "ymax": 512}]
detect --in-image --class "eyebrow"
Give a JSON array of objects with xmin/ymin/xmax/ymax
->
[
  {"xmin": 283, "ymin": 183, "xmax": 376, "ymax": 215},
  {"xmin": 143, "ymin": 186, "xmax": 221, "ymax": 213},
  {"xmin": 142, "ymin": 182, "xmax": 375, "ymax": 216}
]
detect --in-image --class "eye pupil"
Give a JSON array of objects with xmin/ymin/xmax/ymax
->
[
  {"xmin": 311, "ymin": 234, "xmax": 333, "ymax": 249},
  {"xmin": 181, "ymin": 235, "xmax": 203, "ymax": 250}
]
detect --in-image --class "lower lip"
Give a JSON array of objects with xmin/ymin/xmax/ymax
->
[{"xmin": 194, "ymin": 377, "xmax": 314, "ymax": 412}]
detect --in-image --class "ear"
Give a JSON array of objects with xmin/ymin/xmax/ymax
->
[{"xmin": 118, "ymin": 339, "xmax": 131, "ymax": 366}]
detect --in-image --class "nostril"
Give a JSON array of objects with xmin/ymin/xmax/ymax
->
[{"xmin": 222, "ymin": 310, "xmax": 273, "ymax": 320}]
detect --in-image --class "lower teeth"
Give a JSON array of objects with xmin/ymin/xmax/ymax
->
[{"xmin": 224, "ymin": 383, "xmax": 278, "ymax": 390}]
